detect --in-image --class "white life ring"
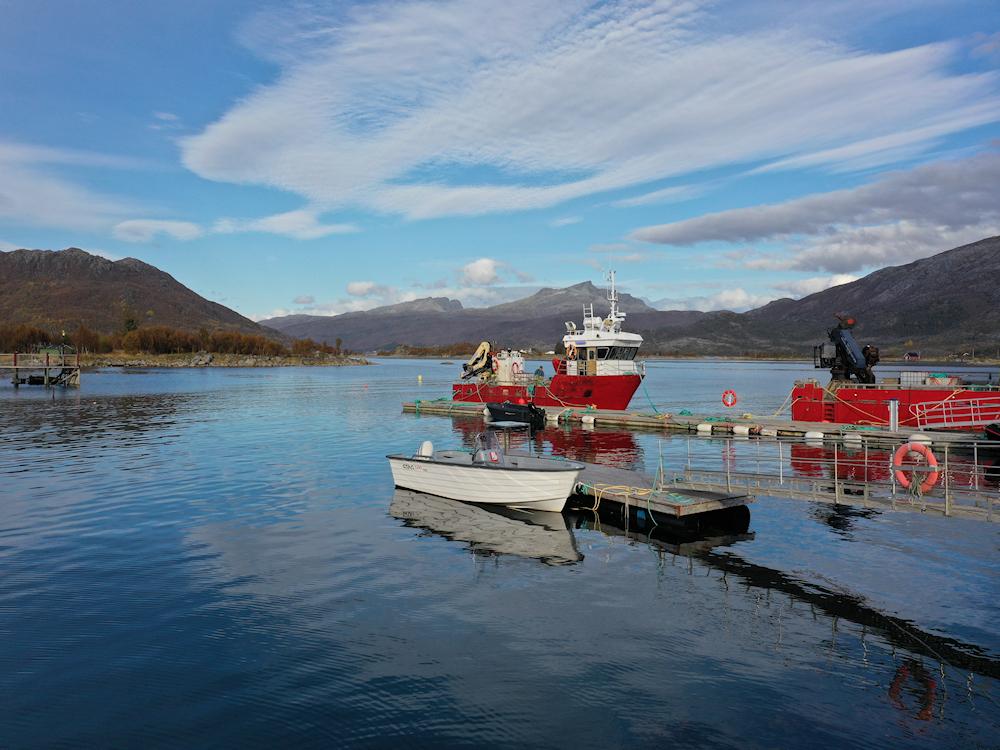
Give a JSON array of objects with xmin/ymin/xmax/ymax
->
[{"xmin": 566, "ymin": 343, "xmax": 578, "ymax": 360}]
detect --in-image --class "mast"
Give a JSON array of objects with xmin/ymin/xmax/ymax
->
[{"xmin": 606, "ymin": 269, "xmax": 625, "ymax": 326}]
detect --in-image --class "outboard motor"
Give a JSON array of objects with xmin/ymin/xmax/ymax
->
[{"xmin": 814, "ymin": 315, "xmax": 879, "ymax": 384}]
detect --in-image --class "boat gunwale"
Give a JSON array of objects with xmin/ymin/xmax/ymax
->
[{"xmin": 385, "ymin": 454, "xmax": 585, "ymax": 473}]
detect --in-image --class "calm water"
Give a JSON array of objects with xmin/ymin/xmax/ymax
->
[{"xmin": 1, "ymin": 359, "xmax": 997, "ymax": 748}]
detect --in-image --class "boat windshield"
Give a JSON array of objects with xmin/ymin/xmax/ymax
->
[{"xmin": 473, "ymin": 432, "xmax": 505, "ymax": 464}]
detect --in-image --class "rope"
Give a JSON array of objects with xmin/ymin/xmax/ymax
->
[
  {"xmin": 772, "ymin": 387, "xmax": 796, "ymax": 416},
  {"xmin": 640, "ymin": 377, "xmax": 660, "ymax": 414}
]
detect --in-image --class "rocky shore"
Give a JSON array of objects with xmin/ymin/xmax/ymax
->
[{"xmin": 81, "ymin": 351, "xmax": 369, "ymax": 368}]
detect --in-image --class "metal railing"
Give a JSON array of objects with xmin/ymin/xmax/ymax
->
[
  {"xmin": 0, "ymin": 352, "xmax": 80, "ymax": 369},
  {"xmin": 912, "ymin": 396, "xmax": 1000, "ymax": 429},
  {"xmin": 655, "ymin": 434, "xmax": 1000, "ymax": 522}
]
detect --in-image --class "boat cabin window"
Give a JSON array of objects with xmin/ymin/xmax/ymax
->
[
  {"xmin": 597, "ymin": 347, "xmax": 609, "ymax": 359},
  {"xmin": 603, "ymin": 346, "xmax": 638, "ymax": 360}
]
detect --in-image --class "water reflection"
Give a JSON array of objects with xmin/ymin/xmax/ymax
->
[
  {"xmin": 389, "ymin": 489, "xmax": 583, "ymax": 565},
  {"xmin": 448, "ymin": 417, "xmax": 643, "ymax": 468}
]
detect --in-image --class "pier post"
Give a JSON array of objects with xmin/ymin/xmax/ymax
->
[
  {"xmin": 12, "ymin": 351, "xmax": 17, "ymax": 388},
  {"xmin": 887, "ymin": 399, "xmax": 899, "ymax": 432}
]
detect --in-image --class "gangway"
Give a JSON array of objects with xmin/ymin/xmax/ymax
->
[{"xmin": 912, "ymin": 396, "xmax": 1000, "ymax": 429}]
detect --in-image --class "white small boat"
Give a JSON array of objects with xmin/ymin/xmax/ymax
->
[{"xmin": 387, "ymin": 433, "xmax": 584, "ymax": 512}]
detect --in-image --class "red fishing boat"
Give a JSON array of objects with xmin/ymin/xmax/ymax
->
[
  {"xmin": 452, "ymin": 272, "xmax": 645, "ymax": 410},
  {"xmin": 791, "ymin": 316, "xmax": 1000, "ymax": 431}
]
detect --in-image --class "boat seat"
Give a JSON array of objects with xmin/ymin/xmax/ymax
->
[{"xmin": 417, "ymin": 440, "xmax": 434, "ymax": 458}]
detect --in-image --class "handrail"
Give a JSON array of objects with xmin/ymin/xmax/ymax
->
[
  {"xmin": 0, "ymin": 352, "xmax": 80, "ymax": 368},
  {"xmin": 913, "ymin": 395, "xmax": 1000, "ymax": 428}
]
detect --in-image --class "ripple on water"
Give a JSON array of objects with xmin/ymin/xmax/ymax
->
[{"xmin": 0, "ymin": 363, "xmax": 997, "ymax": 748}]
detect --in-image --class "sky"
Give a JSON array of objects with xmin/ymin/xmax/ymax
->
[{"xmin": 1, "ymin": 0, "xmax": 999, "ymax": 321}]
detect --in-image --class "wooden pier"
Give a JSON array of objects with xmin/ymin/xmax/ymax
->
[
  {"xmin": 0, "ymin": 352, "xmax": 81, "ymax": 388},
  {"xmin": 402, "ymin": 398, "xmax": 983, "ymax": 445}
]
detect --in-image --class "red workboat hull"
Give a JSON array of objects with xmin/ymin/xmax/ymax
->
[
  {"xmin": 791, "ymin": 382, "xmax": 1000, "ymax": 429},
  {"xmin": 453, "ymin": 373, "xmax": 642, "ymax": 411}
]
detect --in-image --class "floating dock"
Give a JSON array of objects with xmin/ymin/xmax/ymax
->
[
  {"xmin": 0, "ymin": 352, "xmax": 81, "ymax": 387},
  {"xmin": 573, "ymin": 461, "xmax": 752, "ymax": 522},
  {"xmin": 402, "ymin": 399, "xmax": 982, "ymax": 445}
]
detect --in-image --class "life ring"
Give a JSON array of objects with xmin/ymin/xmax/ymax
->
[
  {"xmin": 511, "ymin": 361, "xmax": 522, "ymax": 374},
  {"xmin": 491, "ymin": 356, "xmax": 499, "ymax": 373},
  {"xmin": 566, "ymin": 343, "xmax": 578, "ymax": 360},
  {"xmin": 488, "ymin": 450, "xmax": 500, "ymax": 463},
  {"xmin": 722, "ymin": 389, "xmax": 738, "ymax": 408},
  {"xmin": 893, "ymin": 442, "xmax": 939, "ymax": 493}
]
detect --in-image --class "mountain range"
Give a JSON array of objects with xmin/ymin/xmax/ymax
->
[
  {"xmin": 3, "ymin": 237, "xmax": 998, "ymax": 356},
  {"xmin": 263, "ymin": 236, "xmax": 1000, "ymax": 355}
]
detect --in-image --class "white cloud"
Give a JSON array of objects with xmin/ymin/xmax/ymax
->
[
  {"xmin": 549, "ymin": 216, "xmax": 581, "ymax": 227},
  {"xmin": 656, "ymin": 287, "xmax": 777, "ymax": 312},
  {"xmin": 346, "ymin": 281, "xmax": 390, "ymax": 297},
  {"xmin": 213, "ymin": 209, "xmax": 358, "ymax": 240},
  {"xmin": 112, "ymin": 219, "xmax": 204, "ymax": 242},
  {"xmin": 179, "ymin": 1, "xmax": 1000, "ymax": 220},
  {"xmin": 153, "ymin": 112, "xmax": 179, "ymax": 122},
  {"xmin": 460, "ymin": 257, "xmax": 501, "ymax": 285},
  {"xmin": 293, "ymin": 295, "xmax": 315, "ymax": 304},
  {"xmin": 773, "ymin": 273, "xmax": 859, "ymax": 297},
  {"xmin": 0, "ymin": 240, "xmax": 19, "ymax": 252}
]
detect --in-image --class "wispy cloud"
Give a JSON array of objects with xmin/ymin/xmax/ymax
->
[
  {"xmin": 180, "ymin": 1, "xmax": 1000, "ymax": 220},
  {"xmin": 213, "ymin": 209, "xmax": 358, "ymax": 240},
  {"xmin": 612, "ymin": 182, "xmax": 708, "ymax": 208},
  {"xmin": 0, "ymin": 140, "xmax": 159, "ymax": 235},
  {"xmin": 292, "ymin": 294, "xmax": 315, "ymax": 305},
  {"xmin": 112, "ymin": 219, "xmax": 204, "ymax": 242},
  {"xmin": 549, "ymin": 216, "xmax": 581, "ymax": 227}
]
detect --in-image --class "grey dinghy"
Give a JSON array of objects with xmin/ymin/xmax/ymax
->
[{"xmin": 387, "ymin": 434, "xmax": 584, "ymax": 512}]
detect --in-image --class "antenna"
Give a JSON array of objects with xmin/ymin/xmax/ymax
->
[{"xmin": 606, "ymin": 269, "xmax": 622, "ymax": 322}]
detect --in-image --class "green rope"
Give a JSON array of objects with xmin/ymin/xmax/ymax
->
[{"xmin": 640, "ymin": 377, "xmax": 660, "ymax": 414}]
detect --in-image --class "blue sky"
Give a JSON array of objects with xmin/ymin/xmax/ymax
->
[{"xmin": 1, "ymin": 0, "xmax": 999, "ymax": 320}]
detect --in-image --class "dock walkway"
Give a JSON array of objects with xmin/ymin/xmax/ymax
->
[
  {"xmin": 573, "ymin": 462, "xmax": 751, "ymax": 519},
  {"xmin": 402, "ymin": 398, "xmax": 981, "ymax": 444},
  {"xmin": 0, "ymin": 352, "xmax": 81, "ymax": 387}
]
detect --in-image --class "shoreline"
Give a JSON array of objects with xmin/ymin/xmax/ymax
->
[{"xmin": 81, "ymin": 352, "xmax": 370, "ymax": 369}]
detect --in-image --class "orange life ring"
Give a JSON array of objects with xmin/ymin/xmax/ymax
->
[
  {"xmin": 566, "ymin": 343, "xmax": 577, "ymax": 360},
  {"xmin": 722, "ymin": 389, "xmax": 738, "ymax": 408},
  {"xmin": 893, "ymin": 442, "xmax": 939, "ymax": 493}
]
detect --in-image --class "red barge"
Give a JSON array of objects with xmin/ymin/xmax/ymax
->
[
  {"xmin": 452, "ymin": 271, "xmax": 645, "ymax": 410},
  {"xmin": 791, "ymin": 317, "xmax": 1000, "ymax": 431}
]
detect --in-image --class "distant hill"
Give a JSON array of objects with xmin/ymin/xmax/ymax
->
[
  {"xmin": 0, "ymin": 247, "xmax": 278, "ymax": 338},
  {"xmin": 263, "ymin": 236, "xmax": 1000, "ymax": 355}
]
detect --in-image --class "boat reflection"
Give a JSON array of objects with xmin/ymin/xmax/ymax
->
[
  {"xmin": 449, "ymin": 417, "xmax": 643, "ymax": 469},
  {"xmin": 789, "ymin": 442, "xmax": 1000, "ymax": 488},
  {"xmin": 389, "ymin": 489, "xmax": 584, "ymax": 566}
]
